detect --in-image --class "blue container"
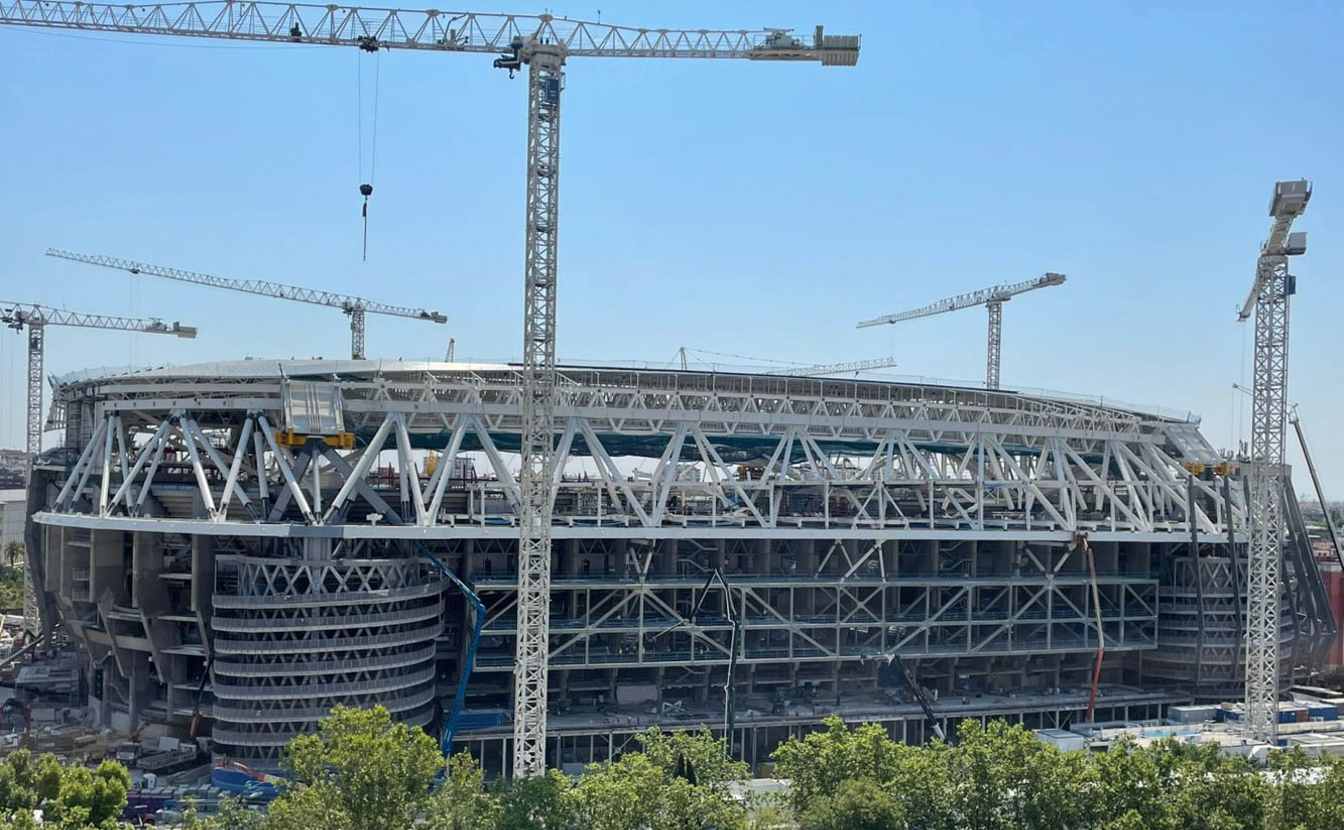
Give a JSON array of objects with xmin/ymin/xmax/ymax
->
[{"xmin": 455, "ymin": 709, "xmax": 508, "ymax": 732}]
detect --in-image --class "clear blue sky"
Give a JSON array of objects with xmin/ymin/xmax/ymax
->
[{"xmin": 2, "ymin": 1, "xmax": 1341, "ymax": 493}]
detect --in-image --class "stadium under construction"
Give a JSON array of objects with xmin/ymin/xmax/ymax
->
[{"xmin": 22, "ymin": 359, "xmax": 1335, "ymax": 775}]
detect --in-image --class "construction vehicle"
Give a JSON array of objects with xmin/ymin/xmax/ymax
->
[
  {"xmin": 885, "ymin": 653, "xmax": 946, "ymax": 742},
  {"xmin": 655, "ymin": 568, "xmax": 742, "ymax": 758},
  {"xmin": 857, "ymin": 273, "xmax": 1066, "ymax": 389},
  {"xmin": 419, "ymin": 547, "xmax": 485, "ymax": 754}
]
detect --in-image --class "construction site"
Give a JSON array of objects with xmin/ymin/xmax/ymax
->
[{"xmin": 0, "ymin": 0, "xmax": 1338, "ymax": 802}]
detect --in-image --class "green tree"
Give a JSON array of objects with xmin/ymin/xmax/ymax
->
[
  {"xmin": 0, "ymin": 750, "xmax": 126, "ymax": 830},
  {"xmin": 560, "ymin": 731, "xmax": 747, "ymax": 830},
  {"xmin": 771, "ymin": 716, "xmax": 908, "ymax": 815},
  {"xmin": 497, "ymin": 770, "xmax": 577, "ymax": 830},
  {"xmin": 275, "ymin": 704, "xmax": 443, "ymax": 830},
  {"xmin": 0, "ymin": 543, "xmax": 27, "ymax": 610},
  {"xmin": 771, "ymin": 715, "xmax": 953, "ymax": 829},
  {"xmin": 633, "ymin": 727, "xmax": 748, "ymax": 795},
  {"xmin": 1165, "ymin": 743, "xmax": 1267, "ymax": 830},
  {"xmin": 0, "ymin": 749, "xmax": 63, "ymax": 817},
  {"xmin": 568, "ymin": 749, "xmax": 746, "ymax": 830},
  {"xmin": 746, "ymin": 791, "xmax": 792, "ymax": 830},
  {"xmin": 1092, "ymin": 738, "xmax": 1168, "ymax": 829},
  {"xmin": 944, "ymin": 719, "xmax": 1097, "ymax": 830},
  {"xmin": 425, "ymin": 752, "xmax": 503, "ymax": 830},
  {"xmin": 798, "ymin": 778, "xmax": 905, "ymax": 830}
]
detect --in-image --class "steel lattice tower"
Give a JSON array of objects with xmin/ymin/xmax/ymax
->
[
  {"xmin": 985, "ymin": 301, "xmax": 1003, "ymax": 390},
  {"xmin": 25, "ymin": 325, "xmax": 44, "ymax": 472},
  {"xmin": 512, "ymin": 44, "xmax": 564, "ymax": 779},
  {"xmin": 1240, "ymin": 179, "xmax": 1310, "ymax": 743}
]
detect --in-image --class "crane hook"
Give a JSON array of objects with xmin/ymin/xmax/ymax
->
[{"xmin": 359, "ymin": 183, "xmax": 373, "ymax": 261}]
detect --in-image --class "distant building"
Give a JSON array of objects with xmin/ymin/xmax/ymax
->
[
  {"xmin": 0, "ymin": 450, "xmax": 28, "ymax": 491},
  {"xmin": 0, "ymin": 488, "xmax": 27, "ymax": 553},
  {"xmin": 0, "ymin": 489, "xmax": 26, "ymax": 552}
]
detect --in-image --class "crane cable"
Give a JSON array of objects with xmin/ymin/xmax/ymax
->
[{"xmin": 356, "ymin": 48, "xmax": 382, "ymax": 261}]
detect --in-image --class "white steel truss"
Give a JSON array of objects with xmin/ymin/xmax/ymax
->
[
  {"xmin": 1240, "ymin": 180, "xmax": 1309, "ymax": 743},
  {"xmin": 42, "ymin": 401, "xmax": 1244, "ymax": 543}
]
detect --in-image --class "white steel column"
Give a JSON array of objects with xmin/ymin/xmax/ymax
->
[
  {"xmin": 25, "ymin": 324, "xmax": 44, "ymax": 472},
  {"xmin": 985, "ymin": 301, "xmax": 1002, "ymax": 390},
  {"xmin": 1245, "ymin": 257, "xmax": 1290, "ymax": 742},
  {"xmin": 1242, "ymin": 179, "xmax": 1310, "ymax": 743},
  {"xmin": 23, "ymin": 323, "xmax": 44, "ymax": 635},
  {"xmin": 349, "ymin": 306, "xmax": 366, "ymax": 360},
  {"xmin": 512, "ymin": 43, "xmax": 564, "ymax": 778}
]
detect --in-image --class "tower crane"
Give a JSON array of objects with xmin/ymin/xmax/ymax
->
[
  {"xmin": 46, "ymin": 249, "xmax": 447, "ymax": 360},
  {"xmin": 1237, "ymin": 179, "xmax": 1310, "ymax": 744},
  {"xmin": 857, "ymin": 273, "xmax": 1066, "ymax": 389},
  {"xmin": 2, "ymin": 301, "xmax": 197, "ymax": 635},
  {"xmin": 1, "ymin": 301, "xmax": 198, "ymax": 469},
  {"xmin": 2, "ymin": 4, "xmax": 861, "ymax": 777},
  {"xmin": 764, "ymin": 356, "xmax": 898, "ymax": 376}
]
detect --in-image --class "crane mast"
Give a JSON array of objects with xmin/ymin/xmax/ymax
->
[
  {"xmin": 2, "ymin": 3, "xmax": 860, "ymax": 778},
  {"xmin": 46, "ymin": 249, "xmax": 447, "ymax": 360},
  {"xmin": 1238, "ymin": 179, "xmax": 1310, "ymax": 744},
  {"xmin": 499, "ymin": 38, "xmax": 565, "ymax": 778},
  {"xmin": 986, "ymin": 300, "xmax": 1003, "ymax": 390},
  {"xmin": 857, "ymin": 273, "xmax": 1065, "ymax": 390}
]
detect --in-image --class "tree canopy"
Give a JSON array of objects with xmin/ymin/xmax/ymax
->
[
  {"xmin": 0, "ymin": 749, "xmax": 129, "ymax": 830},
  {"xmin": 14, "ymin": 705, "xmax": 1344, "ymax": 829},
  {"xmin": 770, "ymin": 716, "xmax": 1344, "ymax": 830}
]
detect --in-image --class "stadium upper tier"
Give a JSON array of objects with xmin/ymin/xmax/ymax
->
[{"xmin": 35, "ymin": 359, "xmax": 1241, "ymax": 544}]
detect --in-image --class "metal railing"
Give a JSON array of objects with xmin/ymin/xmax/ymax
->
[
  {"xmin": 213, "ymin": 666, "xmax": 436, "ymax": 701},
  {"xmin": 211, "ymin": 600, "xmax": 443, "ymax": 632},
  {"xmin": 212, "ymin": 645, "xmax": 438, "ymax": 677},
  {"xmin": 212, "ymin": 683, "xmax": 437, "ymax": 721},
  {"xmin": 212, "ymin": 621, "xmax": 444, "ymax": 654},
  {"xmin": 213, "ymin": 580, "xmax": 448, "ymax": 609}
]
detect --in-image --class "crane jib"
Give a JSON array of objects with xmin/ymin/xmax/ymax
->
[{"xmin": 0, "ymin": 1, "xmax": 859, "ymax": 65}]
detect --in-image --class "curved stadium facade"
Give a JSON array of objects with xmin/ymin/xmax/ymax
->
[{"xmin": 25, "ymin": 361, "xmax": 1333, "ymax": 773}]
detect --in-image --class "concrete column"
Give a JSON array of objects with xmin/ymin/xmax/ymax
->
[{"xmin": 91, "ymin": 529, "xmax": 125, "ymax": 606}]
